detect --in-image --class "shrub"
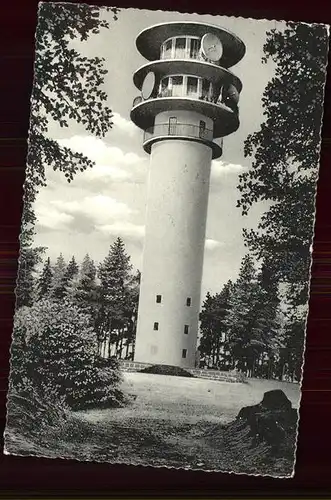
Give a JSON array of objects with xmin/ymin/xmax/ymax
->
[
  {"xmin": 139, "ymin": 364, "xmax": 195, "ymax": 378},
  {"xmin": 9, "ymin": 299, "xmax": 125, "ymax": 410}
]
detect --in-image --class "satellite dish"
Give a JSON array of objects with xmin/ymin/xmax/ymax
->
[
  {"xmin": 201, "ymin": 33, "xmax": 223, "ymax": 62},
  {"xmin": 142, "ymin": 71, "xmax": 156, "ymax": 99},
  {"xmin": 227, "ymin": 83, "xmax": 240, "ymax": 104}
]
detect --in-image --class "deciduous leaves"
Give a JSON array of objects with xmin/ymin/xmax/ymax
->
[{"xmin": 237, "ymin": 22, "xmax": 329, "ymax": 306}]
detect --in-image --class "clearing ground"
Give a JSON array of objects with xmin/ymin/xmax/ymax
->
[
  {"xmin": 6, "ymin": 373, "xmax": 300, "ymax": 475},
  {"xmin": 79, "ymin": 372, "xmax": 301, "ymax": 426}
]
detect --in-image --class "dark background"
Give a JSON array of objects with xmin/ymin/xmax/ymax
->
[{"xmin": 0, "ymin": 0, "xmax": 330, "ymax": 497}]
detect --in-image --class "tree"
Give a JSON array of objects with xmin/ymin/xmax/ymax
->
[
  {"xmin": 36, "ymin": 256, "xmax": 53, "ymax": 300},
  {"xmin": 15, "ymin": 246, "xmax": 45, "ymax": 308},
  {"xmin": 63, "ymin": 256, "xmax": 79, "ymax": 288},
  {"xmin": 10, "ymin": 299, "xmax": 126, "ymax": 410},
  {"xmin": 66, "ymin": 254, "xmax": 98, "ymax": 316},
  {"xmin": 237, "ymin": 22, "xmax": 329, "ymax": 308},
  {"xmin": 199, "ymin": 281, "xmax": 233, "ymax": 368},
  {"xmin": 97, "ymin": 238, "xmax": 135, "ymax": 358},
  {"xmin": 224, "ymin": 255, "xmax": 280, "ymax": 376},
  {"xmin": 17, "ymin": 3, "xmax": 119, "ymax": 315},
  {"xmin": 51, "ymin": 253, "xmax": 67, "ymax": 300},
  {"xmin": 124, "ymin": 269, "xmax": 141, "ymax": 359}
]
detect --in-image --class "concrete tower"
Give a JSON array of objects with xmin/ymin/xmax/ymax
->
[{"xmin": 130, "ymin": 21, "xmax": 245, "ymax": 368}]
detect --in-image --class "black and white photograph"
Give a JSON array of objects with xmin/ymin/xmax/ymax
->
[{"xmin": 3, "ymin": 2, "xmax": 330, "ymax": 478}]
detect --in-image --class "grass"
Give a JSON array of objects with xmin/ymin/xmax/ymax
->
[{"xmin": 5, "ymin": 373, "xmax": 301, "ymax": 476}]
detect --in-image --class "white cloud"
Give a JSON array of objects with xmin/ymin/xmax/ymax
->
[
  {"xmin": 50, "ymin": 194, "xmax": 134, "ymax": 225},
  {"xmin": 97, "ymin": 221, "xmax": 145, "ymax": 241},
  {"xmin": 112, "ymin": 112, "xmax": 138, "ymax": 138},
  {"xmin": 205, "ymin": 239, "xmax": 224, "ymax": 251},
  {"xmin": 51, "ymin": 135, "xmax": 148, "ymax": 189},
  {"xmin": 36, "ymin": 204, "xmax": 74, "ymax": 231},
  {"xmin": 211, "ymin": 160, "xmax": 246, "ymax": 181}
]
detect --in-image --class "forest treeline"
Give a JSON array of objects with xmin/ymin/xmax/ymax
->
[{"xmin": 18, "ymin": 237, "xmax": 305, "ymax": 382}]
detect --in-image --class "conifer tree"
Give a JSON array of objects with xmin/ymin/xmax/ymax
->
[
  {"xmin": 225, "ymin": 255, "xmax": 264, "ymax": 375},
  {"xmin": 51, "ymin": 253, "xmax": 67, "ymax": 300},
  {"xmin": 64, "ymin": 256, "xmax": 79, "ymax": 283},
  {"xmin": 36, "ymin": 257, "xmax": 53, "ymax": 300},
  {"xmin": 199, "ymin": 281, "xmax": 233, "ymax": 368},
  {"xmin": 15, "ymin": 247, "xmax": 45, "ymax": 308},
  {"xmin": 66, "ymin": 254, "xmax": 98, "ymax": 313},
  {"xmin": 97, "ymin": 238, "xmax": 135, "ymax": 358}
]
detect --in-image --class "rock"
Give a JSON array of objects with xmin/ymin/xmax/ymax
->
[{"xmin": 236, "ymin": 390, "xmax": 298, "ymax": 454}]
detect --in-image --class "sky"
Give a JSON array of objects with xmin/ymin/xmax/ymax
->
[{"xmin": 32, "ymin": 6, "xmax": 284, "ymax": 299}]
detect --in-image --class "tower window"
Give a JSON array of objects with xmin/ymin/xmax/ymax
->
[
  {"xmin": 175, "ymin": 37, "xmax": 186, "ymax": 58},
  {"xmin": 153, "ymin": 322, "xmax": 159, "ymax": 331},
  {"xmin": 187, "ymin": 76, "xmax": 198, "ymax": 95},
  {"xmin": 156, "ymin": 294, "xmax": 162, "ymax": 303},
  {"xmin": 184, "ymin": 325, "xmax": 189, "ymax": 335},
  {"xmin": 186, "ymin": 297, "xmax": 191, "ymax": 307},
  {"xmin": 199, "ymin": 120, "xmax": 206, "ymax": 138},
  {"xmin": 169, "ymin": 116, "xmax": 177, "ymax": 135},
  {"xmin": 182, "ymin": 349, "xmax": 187, "ymax": 359},
  {"xmin": 189, "ymin": 38, "xmax": 200, "ymax": 59}
]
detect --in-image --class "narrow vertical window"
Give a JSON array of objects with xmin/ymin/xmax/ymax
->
[
  {"xmin": 169, "ymin": 116, "xmax": 177, "ymax": 135},
  {"xmin": 186, "ymin": 297, "xmax": 191, "ymax": 306},
  {"xmin": 153, "ymin": 322, "xmax": 159, "ymax": 331},
  {"xmin": 184, "ymin": 325, "xmax": 189, "ymax": 335},
  {"xmin": 156, "ymin": 295, "xmax": 162, "ymax": 303},
  {"xmin": 182, "ymin": 349, "xmax": 187, "ymax": 359},
  {"xmin": 199, "ymin": 120, "xmax": 206, "ymax": 138}
]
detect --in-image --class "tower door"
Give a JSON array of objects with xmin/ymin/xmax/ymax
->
[{"xmin": 168, "ymin": 116, "xmax": 177, "ymax": 135}]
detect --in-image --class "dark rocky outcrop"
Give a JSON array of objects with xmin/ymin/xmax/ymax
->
[
  {"xmin": 204, "ymin": 389, "xmax": 298, "ymax": 476},
  {"xmin": 236, "ymin": 389, "xmax": 298, "ymax": 454}
]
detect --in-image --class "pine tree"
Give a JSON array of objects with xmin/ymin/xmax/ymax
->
[
  {"xmin": 15, "ymin": 246, "xmax": 45, "ymax": 308},
  {"xmin": 97, "ymin": 238, "xmax": 135, "ymax": 358},
  {"xmin": 225, "ymin": 255, "xmax": 263, "ymax": 375},
  {"xmin": 123, "ymin": 269, "xmax": 141, "ymax": 359},
  {"xmin": 199, "ymin": 282, "xmax": 233, "ymax": 369},
  {"xmin": 51, "ymin": 253, "xmax": 67, "ymax": 300},
  {"xmin": 66, "ymin": 254, "xmax": 97, "ymax": 312},
  {"xmin": 36, "ymin": 257, "xmax": 53, "ymax": 300},
  {"xmin": 64, "ymin": 256, "xmax": 79, "ymax": 282}
]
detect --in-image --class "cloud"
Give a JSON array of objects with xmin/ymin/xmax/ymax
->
[
  {"xmin": 35, "ymin": 193, "xmax": 136, "ymax": 234},
  {"xmin": 211, "ymin": 160, "xmax": 246, "ymax": 182},
  {"xmin": 205, "ymin": 239, "xmax": 224, "ymax": 251},
  {"xmin": 51, "ymin": 194, "xmax": 135, "ymax": 225},
  {"xmin": 97, "ymin": 221, "xmax": 145, "ymax": 241},
  {"xmin": 112, "ymin": 112, "xmax": 138, "ymax": 138},
  {"xmin": 50, "ymin": 135, "xmax": 148, "ymax": 189},
  {"xmin": 36, "ymin": 204, "xmax": 74, "ymax": 231}
]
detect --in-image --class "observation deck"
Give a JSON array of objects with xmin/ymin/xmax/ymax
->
[
  {"xmin": 135, "ymin": 21, "xmax": 246, "ymax": 68},
  {"xmin": 130, "ymin": 21, "xmax": 245, "ymax": 158},
  {"xmin": 143, "ymin": 122, "xmax": 223, "ymax": 159}
]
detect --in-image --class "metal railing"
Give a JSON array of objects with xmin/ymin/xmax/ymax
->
[
  {"xmin": 132, "ymin": 92, "xmax": 226, "ymax": 107},
  {"xmin": 143, "ymin": 123, "xmax": 214, "ymax": 143},
  {"xmin": 161, "ymin": 49, "xmax": 219, "ymax": 66}
]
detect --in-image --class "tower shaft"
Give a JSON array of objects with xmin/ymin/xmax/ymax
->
[
  {"xmin": 130, "ymin": 21, "xmax": 245, "ymax": 368},
  {"xmin": 134, "ymin": 133, "xmax": 212, "ymax": 367}
]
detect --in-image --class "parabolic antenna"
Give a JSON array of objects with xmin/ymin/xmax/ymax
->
[
  {"xmin": 142, "ymin": 71, "xmax": 156, "ymax": 99},
  {"xmin": 227, "ymin": 83, "xmax": 240, "ymax": 104},
  {"xmin": 201, "ymin": 33, "xmax": 223, "ymax": 62}
]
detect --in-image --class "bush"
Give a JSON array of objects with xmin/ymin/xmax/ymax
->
[
  {"xmin": 9, "ymin": 299, "xmax": 125, "ymax": 410},
  {"xmin": 139, "ymin": 364, "xmax": 195, "ymax": 378},
  {"xmin": 5, "ymin": 377, "xmax": 69, "ymax": 440}
]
